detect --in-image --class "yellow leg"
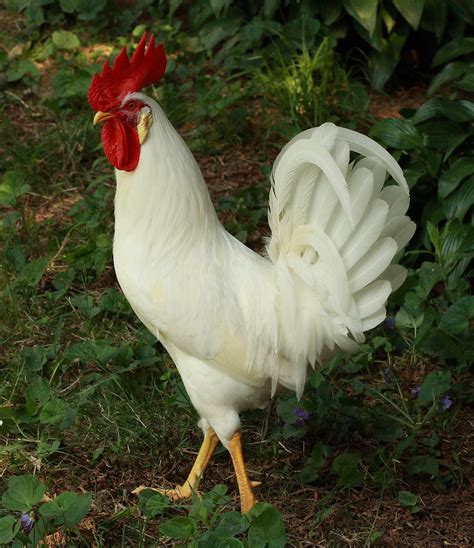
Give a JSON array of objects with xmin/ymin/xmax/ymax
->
[
  {"xmin": 228, "ymin": 430, "xmax": 257, "ymax": 514},
  {"xmin": 133, "ymin": 428, "xmax": 219, "ymax": 500}
]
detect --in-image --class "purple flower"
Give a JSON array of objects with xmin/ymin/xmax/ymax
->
[
  {"xmin": 294, "ymin": 407, "xmax": 310, "ymax": 427},
  {"xmin": 383, "ymin": 317, "xmax": 396, "ymax": 330},
  {"xmin": 411, "ymin": 386, "xmax": 420, "ymax": 397},
  {"xmin": 20, "ymin": 512, "xmax": 34, "ymax": 533},
  {"xmin": 441, "ymin": 395, "xmax": 453, "ymax": 411}
]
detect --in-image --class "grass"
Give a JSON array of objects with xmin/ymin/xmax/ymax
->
[{"xmin": 1, "ymin": 3, "xmax": 473, "ymax": 546}]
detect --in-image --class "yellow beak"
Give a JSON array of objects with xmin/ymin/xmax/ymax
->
[{"xmin": 93, "ymin": 111, "xmax": 114, "ymax": 125}]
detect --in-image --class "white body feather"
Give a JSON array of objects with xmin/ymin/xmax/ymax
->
[{"xmin": 113, "ymin": 93, "xmax": 415, "ymax": 445}]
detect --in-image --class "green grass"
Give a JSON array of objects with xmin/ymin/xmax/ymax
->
[{"xmin": 0, "ymin": 2, "xmax": 472, "ymax": 546}]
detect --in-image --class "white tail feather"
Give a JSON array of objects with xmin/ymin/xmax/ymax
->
[{"xmin": 267, "ymin": 122, "xmax": 414, "ymax": 395}]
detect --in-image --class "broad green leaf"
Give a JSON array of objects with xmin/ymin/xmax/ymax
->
[
  {"xmin": 63, "ymin": 340, "xmax": 118, "ymax": 365},
  {"xmin": 17, "ymin": 257, "xmax": 48, "ymax": 287},
  {"xmin": 439, "ymin": 296, "xmax": 474, "ymax": 335},
  {"xmin": 421, "ymin": 0, "xmax": 447, "ymax": 41},
  {"xmin": 215, "ymin": 511, "xmax": 249, "ymax": 537},
  {"xmin": 53, "ymin": 67, "xmax": 91, "ymax": 98},
  {"xmin": 398, "ymin": 490, "xmax": 417, "ymax": 507},
  {"xmin": 418, "ymin": 370, "xmax": 451, "ymax": 404},
  {"xmin": 198, "ymin": 532, "xmax": 244, "ymax": 546},
  {"xmin": 263, "ymin": 0, "xmax": 279, "ymax": 19},
  {"xmin": 432, "ymin": 37, "xmax": 474, "ymax": 67},
  {"xmin": 39, "ymin": 398, "xmax": 67, "ymax": 424},
  {"xmin": 40, "ymin": 492, "xmax": 92, "ymax": 527},
  {"xmin": 407, "ymin": 456, "xmax": 439, "ymax": 476},
  {"xmin": 439, "ymin": 157, "xmax": 474, "ymax": 198},
  {"xmin": 160, "ymin": 517, "xmax": 197, "ymax": 539},
  {"xmin": 332, "ymin": 452, "xmax": 363, "ymax": 487},
  {"xmin": 370, "ymin": 39, "xmax": 397, "ymax": 90},
  {"xmin": 344, "ymin": 0, "xmax": 379, "ymax": 37},
  {"xmin": 248, "ymin": 504, "xmax": 286, "ymax": 548},
  {"xmin": 26, "ymin": 374, "xmax": 52, "ymax": 406},
  {"xmin": 0, "ymin": 516, "xmax": 20, "ymax": 545},
  {"xmin": 2, "ymin": 475, "xmax": 46, "ymax": 512},
  {"xmin": 52, "ymin": 30, "xmax": 80, "ymax": 50},
  {"xmin": 393, "ymin": 0, "xmax": 424, "ymax": 29},
  {"xmin": 443, "ymin": 178, "xmax": 474, "ymax": 220},
  {"xmin": 413, "ymin": 98, "xmax": 474, "ymax": 124},
  {"xmin": 419, "ymin": 120, "xmax": 468, "ymax": 159},
  {"xmin": 76, "ymin": 0, "xmax": 107, "ymax": 21},
  {"xmin": 458, "ymin": 72, "xmax": 474, "ymax": 92},
  {"xmin": 415, "ymin": 262, "xmax": 442, "ymax": 299},
  {"xmin": 370, "ymin": 118, "xmax": 422, "ymax": 149},
  {"xmin": 142, "ymin": 493, "xmax": 170, "ymax": 518},
  {"xmin": 428, "ymin": 62, "xmax": 468, "ymax": 95},
  {"xmin": 0, "ymin": 171, "xmax": 30, "ymax": 206},
  {"xmin": 59, "ymin": 0, "xmax": 78, "ymax": 13}
]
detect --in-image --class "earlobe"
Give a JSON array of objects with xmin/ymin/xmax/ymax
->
[{"xmin": 137, "ymin": 110, "xmax": 153, "ymax": 145}]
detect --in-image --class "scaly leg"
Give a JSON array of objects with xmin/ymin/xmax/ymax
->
[
  {"xmin": 133, "ymin": 428, "xmax": 219, "ymax": 500},
  {"xmin": 228, "ymin": 430, "xmax": 258, "ymax": 514}
]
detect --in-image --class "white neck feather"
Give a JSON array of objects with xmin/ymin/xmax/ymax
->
[{"xmin": 113, "ymin": 94, "xmax": 220, "ymax": 255}]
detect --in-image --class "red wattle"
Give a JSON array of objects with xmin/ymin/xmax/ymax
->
[{"xmin": 101, "ymin": 119, "xmax": 140, "ymax": 172}]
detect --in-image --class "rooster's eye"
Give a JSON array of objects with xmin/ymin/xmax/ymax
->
[{"xmin": 126, "ymin": 100, "xmax": 136, "ymax": 109}]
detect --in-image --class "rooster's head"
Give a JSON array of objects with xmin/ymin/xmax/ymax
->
[{"xmin": 88, "ymin": 33, "xmax": 166, "ymax": 172}]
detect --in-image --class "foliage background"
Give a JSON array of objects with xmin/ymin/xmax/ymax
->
[{"xmin": 0, "ymin": 0, "xmax": 473, "ymax": 545}]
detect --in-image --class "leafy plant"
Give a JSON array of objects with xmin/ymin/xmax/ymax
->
[
  {"xmin": 0, "ymin": 475, "xmax": 92, "ymax": 545},
  {"xmin": 256, "ymin": 37, "xmax": 368, "ymax": 131}
]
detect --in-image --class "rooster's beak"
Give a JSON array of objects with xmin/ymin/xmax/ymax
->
[{"xmin": 93, "ymin": 111, "xmax": 114, "ymax": 125}]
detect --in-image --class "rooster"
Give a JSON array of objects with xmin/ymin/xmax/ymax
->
[{"xmin": 88, "ymin": 34, "xmax": 415, "ymax": 513}]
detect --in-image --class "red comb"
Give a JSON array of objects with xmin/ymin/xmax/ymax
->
[{"xmin": 88, "ymin": 33, "xmax": 166, "ymax": 112}]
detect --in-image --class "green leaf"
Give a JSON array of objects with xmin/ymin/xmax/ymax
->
[
  {"xmin": 432, "ymin": 37, "xmax": 474, "ymax": 67},
  {"xmin": 248, "ymin": 504, "xmax": 286, "ymax": 548},
  {"xmin": 215, "ymin": 511, "xmax": 250, "ymax": 536},
  {"xmin": 443, "ymin": 177, "xmax": 474, "ymax": 220},
  {"xmin": 52, "ymin": 30, "xmax": 80, "ymax": 50},
  {"xmin": 370, "ymin": 118, "xmax": 422, "ymax": 149},
  {"xmin": 439, "ymin": 157, "xmax": 474, "ymax": 198},
  {"xmin": 39, "ymin": 398, "xmax": 67, "ymax": 424},
  {"xmin": 59, "ymin": 0, "xmax": 78, "ymax": 13},
  {"xmin": 263, "ymin": 0, "xmax": 279, "ymax": 19},
  {"xmin": 344, "ymin": 0, "xmax": 379, "ymax": 37},
  {"xmin": 16, "ymin": 257, "xmax": 48, "ymax": 288},
  {"xmin": 0, "ymin": 171, "xmax": 30, "ymax": 206},
  {"xmin": 331, "ymin": 452, "xmax": 363, "ymax": 487},
  {"xmin": 160, "ymin": 517, "xmax": 197, "ymax": 539},
  {"xmin": 439, "ymin": 296, "xmax": 474, "ymax": 335},
  {"xmin": 458, "ymin": 72, "xmax": 474, "ymax": 92},
  {"xmin": 418, "ymin": 370, "xmax": 451, "ymax": 404},
  {"xmin": 142, "ymin": 493, "xmax": 170, "ymax": 518},
  {"xmin": 407, "ymin": 455, "xmax": 439, "ymax": 476},
  {"xmin": 421, "ymin": 0, "xmax": 447, "ymax": 41},
  {"xmin": 0, "ymin": 516, "xmax": 20, "ymax": 545},
  {"xmin": 393, "ymin": 0, "xmax": 424, "ymax": 29},
  {"xmin": 53, "ymin": 67, "xmax": 91, "ymax": 98},
  {"xmin": 398, "ymin": 490, "xmax": 417, "ymax": 507},
  {"xmin": 2, "ymin": 475, "xmax": 46, "ymax": 512},
  {"xmin": 428, "ymin": 62, "xmax": 468, "ymax": 95},
  {"xmin": 419, "ymin": 120, "xmax": 468, "ymax": 159},
  {"xmin": 415, "ymin": 262, "xmax": 442, "ymax": 299},
  {"xmin": 75, "ymin": 0, "xmax": 107, "ymax": 20},
  {"xmin": 413, "ymin": 98, "xmax": 474, "ymax": 124},
  {"xmin": 40, "ymin": 492, "xmax": 92, "ymax": 527}
]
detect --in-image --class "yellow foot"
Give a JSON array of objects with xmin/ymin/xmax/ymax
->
[{"xmin": 132, "ymin": 484, "xmax": 196, "ymax": 501}]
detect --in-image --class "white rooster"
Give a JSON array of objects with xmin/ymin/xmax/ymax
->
[{"xmin": 89, "ymin": 34, "xmax": 415, "ymax": 513}]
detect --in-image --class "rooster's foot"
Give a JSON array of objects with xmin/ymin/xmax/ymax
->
[{"xmin": 132, "ymin": 483, "xmax": 196, "ymax": 501}]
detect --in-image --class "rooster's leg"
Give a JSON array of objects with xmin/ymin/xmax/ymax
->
[
  {"xmin": 228, "ymin": 430, "xmax": 258, "ymax": 514},
  {"xmin": 133, "ymin": 428, "xmax": 219, "ymax": 500}
]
